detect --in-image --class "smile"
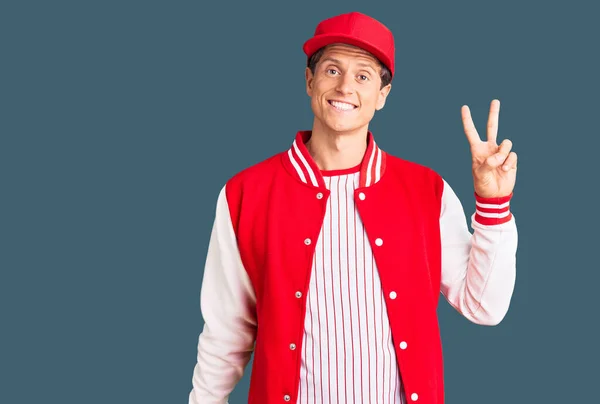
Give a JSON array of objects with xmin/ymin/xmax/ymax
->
[{"xmin": 328, "ymin": 100, "xmax": 358, "ymax": 111}]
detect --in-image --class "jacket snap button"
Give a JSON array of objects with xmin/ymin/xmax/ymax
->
[
  {"xmin": 304, "ymin": 238, "xmax": 311, "ymax": 245},
  {"xmin": 411, "ymin": 393, "xmax": 418, "ymax": 401},
  {"xmin": 400, "ymin": 341, "xmax": 408, "ymax": 350},
  {"xmin": 284, "ymin": 394, "xmax": 291, "ymax": 401},
  {"xmin": 389, "ymin": 291, "xmax": 397, "ymax": 299},
  {"xmin": 375, "ymin": 238, "xmax": 383, "ymax": 246},
  {"xmin": 359, "ymin": 192, "xmax": 366, "ymax": 200},
  {"xmin": 290, "ymin": 343, "xmax": 296, "ymax": 350},
  {"xmin": 295, "ymin": 291, "xmax": 302, "ymax": 298},
  {"xmin": 316, "ymin": 192, "xmax": 323, "ymax": 199}
]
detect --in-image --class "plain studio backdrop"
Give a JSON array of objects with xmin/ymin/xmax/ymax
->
[{"xmin": 1, "ymin": 0, "xmax": 598, "ymax": 403}]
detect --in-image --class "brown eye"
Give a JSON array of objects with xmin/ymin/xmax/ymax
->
[
  {"xmin": 358, "ymin": 75, "xmax": 369, "ymax": 81},
  {"xmin": 327, "ymin": 69, "xmax": 339, "ymax": 75}
]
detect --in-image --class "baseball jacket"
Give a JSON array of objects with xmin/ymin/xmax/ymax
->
[{"xmin": 189, "ymin": 130, "xmax": 518, "ymax": 404}]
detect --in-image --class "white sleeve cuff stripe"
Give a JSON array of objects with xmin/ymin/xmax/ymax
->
[
  {"xmin": 476, "ymin": 209, "xmax": 511, "ymax": 218},
  {"xmin": 476, "ymin": 200, "xmax": 510, "ymax": 209}
]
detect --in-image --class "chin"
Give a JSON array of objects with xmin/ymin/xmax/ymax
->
[
  {"xmin": 325, "ymin": 119, "xmax": 365, "ymax": 134},
  {"xmin": 331, "ymin": 125, "xmax": 356, "ymax": 133}
]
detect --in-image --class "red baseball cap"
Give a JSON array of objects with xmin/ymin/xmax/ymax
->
[{"xmin": 302, "ymin": 12, "xmax": 395, "ymax": 77}]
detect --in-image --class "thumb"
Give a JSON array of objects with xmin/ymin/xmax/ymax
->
[{"xmin": 484, "ymin": 152, "xmax": 507, "ymax": 170}]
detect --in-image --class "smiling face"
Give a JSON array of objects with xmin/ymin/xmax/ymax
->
[{"xmin": 305, "ymin": 43, "xmax": 392, "ymax": 136}]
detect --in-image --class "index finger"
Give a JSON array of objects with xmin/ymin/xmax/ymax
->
[
  {"xmin": 486, "ymin": 99, "xmax": 500, "ymax": 145},
  {"xmin": 461, "ymin": 105, "xmax": 480, "ymax": 146}
]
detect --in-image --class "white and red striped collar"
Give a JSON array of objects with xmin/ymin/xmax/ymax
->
[{"xmin": 282, "ymin": 130, "xmax": 387, "ymax": 189}]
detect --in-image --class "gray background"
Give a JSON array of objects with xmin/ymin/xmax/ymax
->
[{"xmin": 1, "ymin": 0, "xmax": 598, "ymax": 403}]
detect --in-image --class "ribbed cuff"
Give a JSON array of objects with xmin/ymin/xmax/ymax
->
[{"xmin": 474, "ymin": 192, "xmax": 513, "ymax": 225}]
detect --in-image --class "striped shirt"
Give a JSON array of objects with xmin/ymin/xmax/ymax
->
[{"xmin": 297, "ymin": 166, "xmax": 405, "ymax": 404}]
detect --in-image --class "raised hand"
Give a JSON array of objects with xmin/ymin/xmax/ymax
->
[{"xmin": 461, "ymin": 99, "xmax": 517, "ymax": 199}]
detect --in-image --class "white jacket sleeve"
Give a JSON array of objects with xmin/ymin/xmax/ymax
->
[
  {"xmin": 189, "ymin": 185, "xmax": 258, "ymax": 404},
  {"xmin": 439, "ymin": 179, "xmax": 518, "ymax": 326}
]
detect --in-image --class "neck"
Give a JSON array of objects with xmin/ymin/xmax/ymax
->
[{"xmin": 305, "ymin": 119, "xmax": 369, "ymax": 171}]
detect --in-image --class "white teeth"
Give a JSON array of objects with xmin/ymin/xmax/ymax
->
[{"xmin": 330, "ymin": 100, "xmax": 355, "ymax": 111}]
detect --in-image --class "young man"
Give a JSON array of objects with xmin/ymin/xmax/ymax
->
[{"xmin": 189, "ymin": 11, "xmax": 518, "ymax": 404}]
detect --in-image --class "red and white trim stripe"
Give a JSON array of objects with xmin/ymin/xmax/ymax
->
[
  {"xmin": 360, "ymin": 135, "xmax": 385, "ymax": 188},
  {"xmin": 474, "ymin": 192, "xmax": 513, "ymax": 225},
  {"xmin": 285, "ymin": 131, "xmax": 386, "ymax": 189}
]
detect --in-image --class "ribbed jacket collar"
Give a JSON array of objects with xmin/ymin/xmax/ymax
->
[{"xmin": 282, "ymin": 130, "xmax": 387, "ymax": 189}]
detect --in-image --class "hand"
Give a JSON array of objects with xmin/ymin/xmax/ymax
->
[{"xmin": 461, "ymin": 99, "xmax": 517, "ymax": 198}]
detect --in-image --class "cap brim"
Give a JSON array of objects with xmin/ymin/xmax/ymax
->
[{"xmin": 302, "ymin": 33, "xmax": 392, "ymax": 76}]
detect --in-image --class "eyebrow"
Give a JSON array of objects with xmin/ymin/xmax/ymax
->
[{"xmin": 321, "ymin": 57, "xmax": 378, "ymax": 73}]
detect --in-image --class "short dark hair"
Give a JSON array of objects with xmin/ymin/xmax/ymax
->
[{"xmin": 307, "ymin": 45, "xmax": 392, "ymax": 89}]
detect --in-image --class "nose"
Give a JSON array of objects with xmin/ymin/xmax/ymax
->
[{"xmin": 335, "ymin": 72, "xmax": 355, "ymax": 95}]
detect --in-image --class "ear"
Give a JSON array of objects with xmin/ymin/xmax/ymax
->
[
  {"xmin": 375, "ymin": 83, "xmax": 392, "ymax": 110},
  {"xmin": 305, "ymin": 67, "xmax": 314, "ymax": 97}
]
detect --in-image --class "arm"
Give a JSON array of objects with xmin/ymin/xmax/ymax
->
[
  {"xmin": 439, "ymin": 178, "xmax": 518, "ymax": 326},
  {"xmin": 189, "ymin": 184, "xmax": 257, "ymax": 404}
]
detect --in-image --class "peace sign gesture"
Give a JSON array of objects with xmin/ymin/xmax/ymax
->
[{"xmin": 462, "ymin": 99, "xmax": 517, "ymax": 199}]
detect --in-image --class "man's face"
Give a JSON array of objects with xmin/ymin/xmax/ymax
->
[{"xmin": 305, "ymin": 43, "xmax": 392, "ymax": 135}]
